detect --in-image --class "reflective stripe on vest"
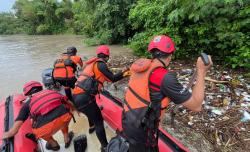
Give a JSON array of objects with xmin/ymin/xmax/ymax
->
[
  {"xmin": 73, "ymin": 58, "xmax": 107, "ymax": 95},
  {"xmin": 29, "ymin": 90, "xmax": 63, "ymax": 116},
  {"xmin": 124, "ymin": 58, "xmax": 170, "ymax": 113}
]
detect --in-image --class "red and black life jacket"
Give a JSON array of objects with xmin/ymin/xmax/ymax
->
[
  {"xmin": 124, "ymin": 58, "xmax": 170, "ymax": 115},
  {"xmin": 29, "ymin": 90, "xmax": 66, "ymax": 118},
  {"xmin": 122, "ymin": 58, "xmax": 170, "ymax": 145}
]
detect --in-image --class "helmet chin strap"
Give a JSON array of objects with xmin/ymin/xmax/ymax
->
[{"xmin": 156, "ymin": 58, "xmax": 167, "ymax": 69}]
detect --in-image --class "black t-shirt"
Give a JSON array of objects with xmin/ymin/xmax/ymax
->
[
  {"xmin": 161, "ymin": 72, "xmax": 191, "ymax": 104},
  {"xmin": 15, "ymin": 99, "xmax": 68, "ymax": 128},
  {"xmin": 149, "ymin": 68, "xmax": 191, "ymax": 104}
]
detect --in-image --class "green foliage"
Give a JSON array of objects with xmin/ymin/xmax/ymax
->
[
  {"xmin": 11, "ymin": 0, "xmax": 74, "ymax": 34},
  {"xmin": 128, "ymin": 0, "xmax": 250, "ymax": 69},
  {"xmin": 0, "ymin": 13, "xmax": 24, "ymax": 34},
  {"xmin": 36, "ymin": 24, "xmax": 50, "ymax": 34},
  {"xmin": 72, "ymin": 0, "xmax": 136, "ymax": 44},
  {"xmin": 72, "ymin": 0, "xmax": 98, "ymax": 36}
]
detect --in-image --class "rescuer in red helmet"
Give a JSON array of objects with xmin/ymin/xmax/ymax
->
[{"xmin": 122, "ymin": 35, "xmax": 213, "ymax": 152}]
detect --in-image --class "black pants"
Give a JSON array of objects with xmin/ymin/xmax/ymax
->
[
  {"xmin": 73, "ymin": 94, "xmax": 108, "ymax": 147},
  {"xmin": 54, "ymin": 77, "xmax": 77, "ymax": 101},
  {"xmin": 129, "ymin": 143, "xmax": 158, "ymax": 152}
]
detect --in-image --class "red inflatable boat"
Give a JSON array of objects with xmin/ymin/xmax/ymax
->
[
  {"xmin": 96, "ymin": 90, "xmax": 189, "ymax": 152},
  {"xmin": 0, "ymin": 94, "xmax": 37, "ymax": 152}
]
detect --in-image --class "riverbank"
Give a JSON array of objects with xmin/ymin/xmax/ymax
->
[{"xmin": 106, "ymin": 55, "xmax": 250, "ymax": 152}]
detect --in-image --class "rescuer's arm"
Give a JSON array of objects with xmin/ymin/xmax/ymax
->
[
  {"xmin": 2, "ymin": 101, "xmax": 30, "ymax": 139},
  {"xmin": 182, "ymin": 56, "xmax": 212, "ymax": 112},
  {"xmin": 97, "ymin": 62, "xmax": 124, "ymax": 82}
]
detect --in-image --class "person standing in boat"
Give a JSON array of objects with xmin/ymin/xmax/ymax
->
[
  {"xmin": 53, "ymin": 46, "xmax": 83, "ymax": 101},
  {"xmin": 122, "ymin": 35, "xmax": 213, "ymax": 152},
  {"xmin": 72, "ymin": 45, "xmax": 129, "ymax": 152},
  {"xmin": 2, "ymin": 81, "xmax": 74, "ymax": 151}
]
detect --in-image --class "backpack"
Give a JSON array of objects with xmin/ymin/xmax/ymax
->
[
  {"xmin": 106, "ymin": 135, "xmax": 129, "ymax": 152},
  {"xmin": 76, "ymin": 75, "xmax": 100, "ymax": 95}
]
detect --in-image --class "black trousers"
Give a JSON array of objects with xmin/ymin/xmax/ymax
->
[
  {"xmin": 54, "ymin": 77, "xmax": 77, "ymax": 101},
  {"xmin": 73, "ymin": 94, "xmax": 108, "ymax": 147},
  {"xmin": 129, "ymin": 143, "xmax": 159, "ymax": 152}
]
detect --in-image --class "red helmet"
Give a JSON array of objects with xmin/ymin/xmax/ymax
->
[
  {"xmin": 23, "ymin": 81, "xmax": 43, "ymax": 96},
  {"xmin": 96, "ymin": 45, "xmax": 110, "ymax": 56},
  {"xmin": 148, "ymin": 35, "xmax": 175, "ymax": 54}
]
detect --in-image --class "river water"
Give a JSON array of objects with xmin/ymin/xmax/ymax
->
[{"xmin": 0, "ymin": 35, "xmax": 131, "ymax": 100}]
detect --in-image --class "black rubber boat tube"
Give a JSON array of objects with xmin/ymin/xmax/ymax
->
[{"xmin": 0, "ymin": 96, "xmax": 15, "ymax": 152}]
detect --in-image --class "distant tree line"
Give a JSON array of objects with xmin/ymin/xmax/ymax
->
[{"xmin": 0, "ymin": 0, "xmax": 249, "ymax": 69}]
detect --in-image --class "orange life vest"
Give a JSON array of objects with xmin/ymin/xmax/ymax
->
[
  {"xmin": 53, "ymin": 54, "xmax": 82, "ymax": 79},
  {"xmin": 29, "ymin": 90, "xmax": 66, "ymax": 118},
  {"xmin": 71, "ymin": 55, "xmax": 83, "ymax": 67},
  {"xmin": 124, "ymin": 58, "xmax": 170, "ymax": 118},
  {"xmin": 73, "ymin": 57, "xmax": 111, "ymax": 95}
]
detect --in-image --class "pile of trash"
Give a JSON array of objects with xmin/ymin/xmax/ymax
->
[
  {"xmin": 166, "ymin": 61, "xmax": 250, "ymax": 151},
  {"xmin": 107, "ymin": 56, "xmax": 250, "ymax": 151}
]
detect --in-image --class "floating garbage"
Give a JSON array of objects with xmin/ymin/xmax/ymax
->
[
  {"xmin": 246, "ymin": 84, "xmax": 250, "ymax": 90},
  {"xmin": 240, "ymin": 103, "xmax": 249, "ymax": 107},
  {"xmin": 224, "ymin": 75, "xmax": 232, "ymax": 81},
  {"xmin": 231, "ymin": 79, "xmax": 242, "ymax": 87},
  {"xmin": 188, "ymin": 121, "xmax": 194, "ymax": 126},
  {"xmin": 243, "ymin": 94, "xmax": 250, "ymax": 102},
  {"xmin": 211, "ymin": 109, "xmax": 223, "ymax": 115},
  {"xmin": 223, "ymin": 98, "xmax": 230, "ymax": 106},
  {"xmin": 181, "ymin": 69, "xmax": 193, "ymax": 75},
  {"xmin": 241, "ymin": 92, "xmax": 250, "ymax": 102},
  {"xmin": 217, "ymin": 84, "xmax": 230, "ymax": 92},
  {"xmin": 222, "ymin": 116, "xmax": 230, "ymax": 120},
  {"xmin": 240, "ymin": 110, "xmax": 250, "ymax": 122},
  {"xmin": 240, "ymin": 128, "xmax": 246, "ymax": 131}
]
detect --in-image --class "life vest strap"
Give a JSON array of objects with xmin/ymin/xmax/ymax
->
[
  {"xmin": 149, "ymin": 82, "xmax": 160, "ymax": 89},
  {"xmin": 128, "ymin": 86, "xmax": 150, "ymax": 106},
  {"xmin": 29, "ymin": 92, "xmax": 57, "ymax": 108},
  {"xmin": 32, "ymin": 97, "xmax": 62, "ymax": 114}
]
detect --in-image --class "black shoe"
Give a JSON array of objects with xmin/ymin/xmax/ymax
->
[
  {"xmin": 101, "ymin": 146, "xmax": 107, "ymax": 152},
  {"xmin": 89, "ymin": 127, "xmax": 95, "ymax": 134},
  {"xmin": 45, "ymin": 142, "xmax": 60, "ymax": 151},
  {"xmin": 65, "ymin": 131, "xmax": 74, "ymax": 148}
]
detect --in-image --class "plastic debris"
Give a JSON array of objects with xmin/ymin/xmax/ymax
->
[
  {"xmin": 222, "ymin": 116, "xmax": 230, "ymax": 120},
  {"xmin": 223, "ymin": 98, "xmax": 230, "ymax": 106},
  {"xmin": 246, "ymin": 84, "xmax": 250, "ymax": 90},
  {"xmin": 231, "ymin": 79, "xmax": 241, "ymax": 87},
  {"xmin": 240, "ymin": 103, "xmax": 249, "ymax": 107},
  {"xmin": 243, "ymin": 94, "xmax": 250, "ymax": 102},
  {"xmin": 181, "ymin": 69, "xmax": 193, "ymax": 75},
  {"xmin": 234, "ymin": 88, "xmax": 242, "ymax": 96},
  {"xmin": 188, "ymin": 121, "xmax": 194, "ymax": 126},
  {"xmin": 240, "ymin": 128, "xmax": 246, "ymax": 131},
  {"xmin": 211, "ymin": 109, "xmax": 223, "ymax": 115},
  {"xmin": 224, "ymin": 75, "xmax": 232, "ymax": 81},
  {"xmin": 240, "ymin": 110, "xmax": 250, "ymax": 122}
]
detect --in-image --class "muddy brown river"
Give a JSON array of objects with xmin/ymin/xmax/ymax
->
[
  {"xmin": 0, "ymin": 35, "xmax": 131, "ymax": 99},
  {"xmin": 0, "ymin": 35, "xmax": 132, "ymax": 152}
]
